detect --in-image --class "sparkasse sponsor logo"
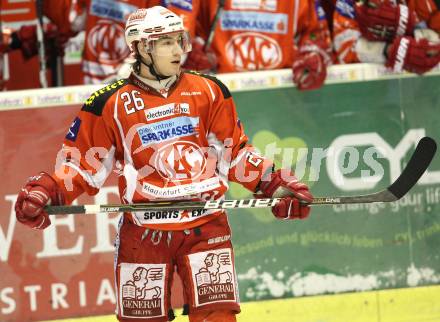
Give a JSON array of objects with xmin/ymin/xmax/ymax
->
[
  {"xmin": 91, "ymin": 0, "xmax": 138, "ymax": 22},
  {"xmin": 221, "ymin": 11, "xmax": 288, "ymax": 34},
  {"xmin": 137, "ymin": 116, "xmax": 199, "ymax": 146}
]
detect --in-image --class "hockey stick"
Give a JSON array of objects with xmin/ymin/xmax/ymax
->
[
  {"xmin": 48, "ymin": 37, "xmax": 64, "ymax": 86},
  {"xmin": 45, "ymin": 137, "xmax": 437, "ymax": 215},
  {"xmin": 0, "ymin": 3, "xmax": 4, "ymax": 88},
  {"xmin": 204, "ymin": 0, "xmax": 225, "ymax": 51},
  {"xmin": 36, "ymin": 0, "xmax": 48, "ymax": 88}
]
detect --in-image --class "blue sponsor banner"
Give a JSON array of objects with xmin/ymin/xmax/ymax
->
[
  {"xmin": 335, "ymin": 0, "xmax": 355, "ymax": 19},
  {"xmin": 137, "ymin": 116, "xmax": 199, "ymax": 146},
  {"xmin": 221, "ymin": 11, "xmax": 288, "ymax": 34},
  {"xmin": 66, "ymin": 117, "xmax": 81, "ymax": 142},
  {"xmin": 168, "ymin": 0, "xmax": 193, "ymax": 11},
  {"xmin": 90, "ymin": 0, "xmax": 138, "ymax": 22}
]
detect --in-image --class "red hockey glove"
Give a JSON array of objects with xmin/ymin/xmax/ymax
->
[
  {"xmin": 182, "ymin": 37, "xmax": 217, "ymax": 72},
  {"xmin": 15, "ymin": 172, "xmax": 65, "ymax": 230},
  {"xmin": 259, "ymin": 169, "xmax": 313, "ymax": 220},
  {"xmin": 292, "ymin": 52, "xmax": 327, "ymax": 91},
  {"xmin": 355, "ymin": 1, "xmax": 416, "ymax": 41},
  {"xmin": 9, "ymin": 24, "xmax": 67, "ymax": 60},
  {"xmin": 386, "ymin": 36, "xmax": 440, "ymax": 74}
]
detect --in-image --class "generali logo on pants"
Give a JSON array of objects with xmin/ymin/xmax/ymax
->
[
  {"xmin": 189, "ymin": 249, "xmax": 237, "ymax": 306},
  {"xmin": 119, "ymin": 263, "xmax": 166, "ymax": 318}
]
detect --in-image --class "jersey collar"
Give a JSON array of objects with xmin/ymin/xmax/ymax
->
[{"xmin": 130, "ymin": 73, "xmax": 179, "ymax": 98}]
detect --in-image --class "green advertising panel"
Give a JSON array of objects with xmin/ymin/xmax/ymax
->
[{"xmin": 228, "ymin": 76, "xmax": 440, "ymax": 302}]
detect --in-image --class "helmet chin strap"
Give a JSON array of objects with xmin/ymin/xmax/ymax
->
[{"xmin": 137, "ymin": 53, "xmax": 170, "ymax": 81}]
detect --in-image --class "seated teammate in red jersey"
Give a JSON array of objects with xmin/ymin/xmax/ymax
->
[
  {"xmin": 184, "ymin": 0, "xmax": 333, "ymax": 91},
  {"xmin": 333, "ymin": 0, "xmax": 440, "ymax": 74},
  {"xmin": 0, "ymin": 0, "xmax": 204, "ymax": 85}
]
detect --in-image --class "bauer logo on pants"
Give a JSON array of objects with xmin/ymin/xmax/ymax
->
[
  {"xmin": 188, "ymin": 249, "xmax": 237, "ymax": 307},
  {"xmin": 119, "ymin": 263, "xmax": 166, "ymax": 318}
]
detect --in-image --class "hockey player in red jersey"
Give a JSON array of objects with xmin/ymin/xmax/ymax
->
[
  {"xmin": 190, "ymin": 0, "xmax": 333, "ymax": 91},
  {"xmin": 0, "ymin": 0, "xmax": 74, "ymax": 89},
  {"xmin": 333, "ymin": 0, "xmax": 440, "ymax": 74},
  {"xmin": 0, "ymin": 0, "xmax": 203, "ymax": 85},
  {"xmin": 15, "ymin": 6, "xmax": 313, "ymax": 322},
  {"xmin": 61, "ymin": 0, "xmax": 203, "ymax": 84}
]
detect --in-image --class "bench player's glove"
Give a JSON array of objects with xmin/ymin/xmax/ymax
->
[
  {"xmin": 386, "ymin": 36, "xmax": 440, "ymax": 74},
  {"xmin": 292, "ymin": 51, "xmax": 327, "ymax": 91},
  {"xmin": 182, "ymin": 37, "xmax": 217, "ymax": 73},
  {"xmin": 258, "ymin": 169, "xmax": 313, "ymax": 220},
  {"xmin": 355, "ymin": 0, "xmax": 416, "ymax": 41},
  {"xmin": 9, "ymin": 24, "xmax": 68, "ymax": 60},
  {"xmin": 15, "ymin": 172, "xmax": 64, "ymax": 229}
]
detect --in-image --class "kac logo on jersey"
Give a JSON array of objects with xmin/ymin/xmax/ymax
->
[
  {"xmin": 87, "ymin": 21, "xmax": 129, "ymax": 64},
  {"xmin": 155, "ymin": 141, "xmax": 207, "ymax": 181},
  {"xmin": 137, "ymin": 116, "xmax": 199, "ymax": 146},
  {"xmin": 65, "ymin": 117, "xmax": 81, "ymax": 142},
  {"xmin": 226, "ymin": 32, "xmax": 282, "ymax": 70}
]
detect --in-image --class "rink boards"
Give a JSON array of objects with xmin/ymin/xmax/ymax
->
[
  {"xmin": 1, "ymin": 66, "xmax": 440, "ymax": 322},
  {"xmin": 44, "ymin": 285, "xmax": 440, "ymax": 322}
]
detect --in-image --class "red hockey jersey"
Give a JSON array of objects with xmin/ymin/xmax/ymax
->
[
  {"xmin": 196, "ymin": 0, "xmax": 333, "ymax": 73},
  {"xmin": 75, "ymin": 0, "xmax": 200, "ymax": 83},
  {"xmin": 54, "ymin": 72, "xmax": 272, "ymax": 230},
  {"xmin": 333, "ymin": 0, "xmax": 439, "ymax": 64},
  {"xmin": 34, "ymin": 0, "xmax": 200, "ymax": 83}
]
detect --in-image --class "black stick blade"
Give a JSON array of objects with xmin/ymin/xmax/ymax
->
[{"xmin": 387, "ymin": 137, "xmax": 437, "ymax": 200}]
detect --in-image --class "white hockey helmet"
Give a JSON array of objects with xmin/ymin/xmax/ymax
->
[{"xmin": 125, "ymin": 6, "xmax": 191, "ymax": 55}]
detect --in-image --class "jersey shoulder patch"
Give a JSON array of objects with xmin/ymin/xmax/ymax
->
[
  {"xmin": 82, "ymin": 79, "xmax": 128, "ymax": 116},
  {"xmin": 185, "ymin": 71, "xmax": 232, "ymax": 99}
]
